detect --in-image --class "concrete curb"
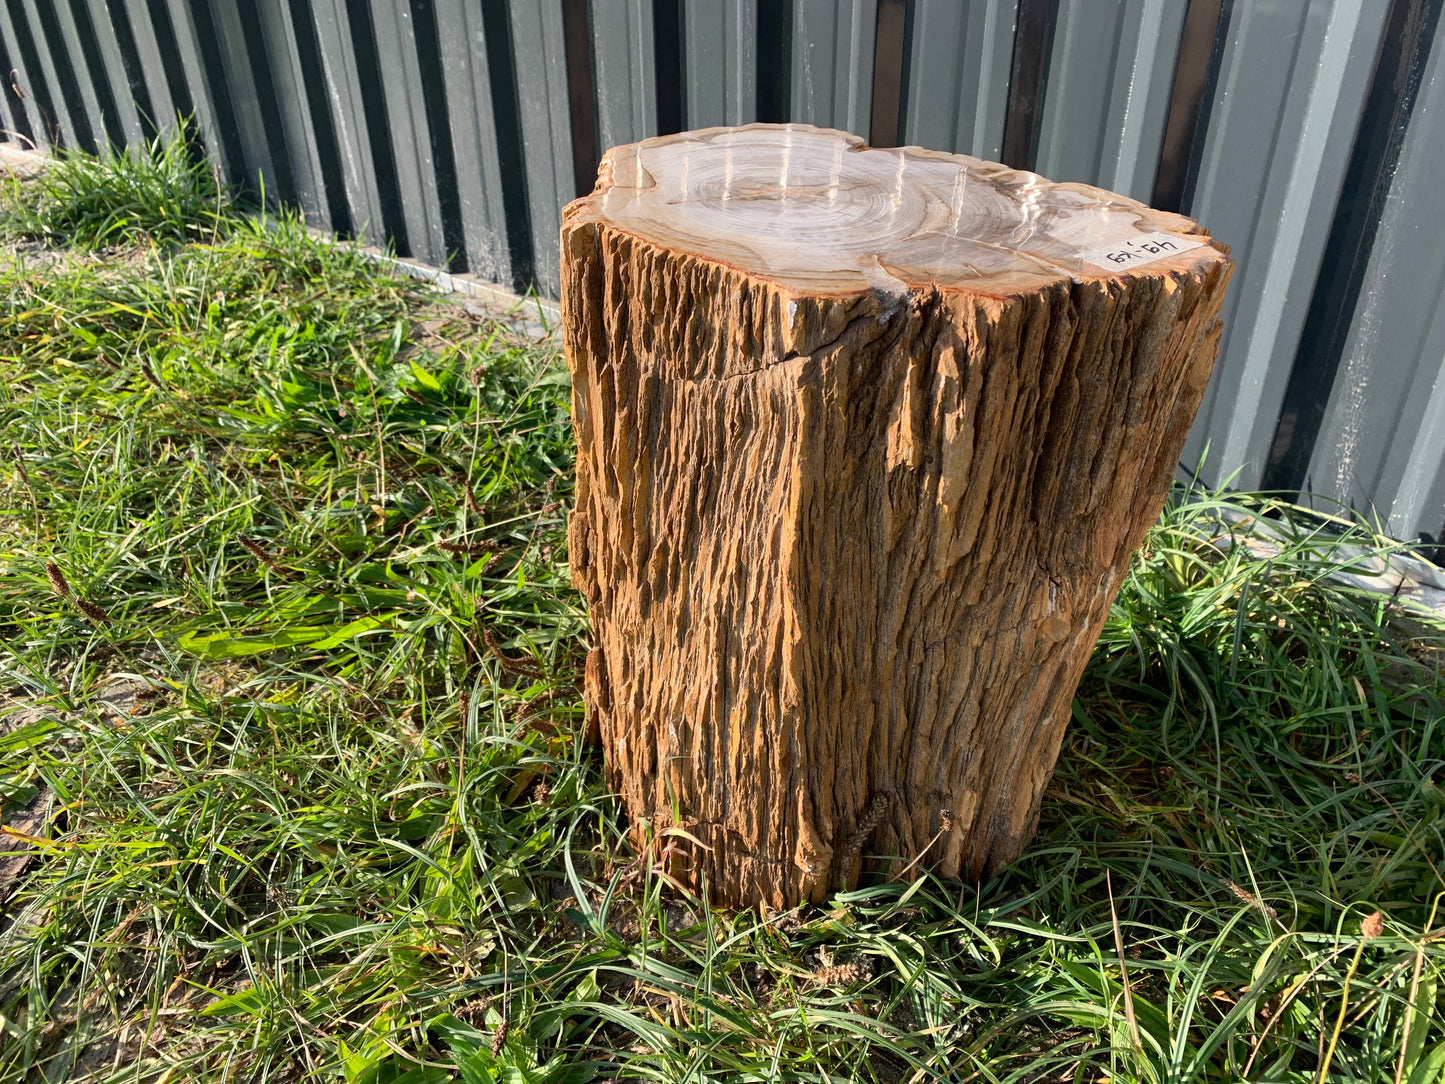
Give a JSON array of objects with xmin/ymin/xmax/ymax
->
[
  {"xmin": 318, "ymin": 236, "xmax": 560, "ymax": 342},
  {"xmin": 0, "ymin": 141, "xmax": 47, "ymax": 176},
  {"xmin": 1206, "ymin": 506, "xmax": 1445, "ymax": 619}
]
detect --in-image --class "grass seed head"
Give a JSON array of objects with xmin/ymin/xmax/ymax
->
[
  {"xmin": 485, "ymin": 627, "xmax": 543, "ymax": 678},
  {"xmin": 454, "ymin": 997, "xmax": 492, "ymax": 1025},
  {"xmin": 45, "ymin": 561, "xmax": 71, "ymax": 598},
  {"xmin": 75, "ymin": 598, "xmax": 111, "ymax": 624},
  {"xmin": 841, "ymin": 792, "xmax": 892, "ymax": 862},
  {"xmin": 490, "ymin": 1016, "xmax": 509, "ymax": 1057},
  {"xmin": 138, "ymin": 357, "xmax": 166, "ymax": 391},
  {"xmin": 1361, "ymin": 910, "xmax": 1384, "ymax": 939},
  {"xmin": 1222, "ymin": 879, "xmax": 1278, "ymax": 921},
  {"xmin": 813, "ymin": 963, "xmax": 862, "ymax": 987},
  {"xmin": 239, "ymin": 535, "xmax": 271, "ymax": 563},
  {"xmin": 438, "ymin": 539, "xmax": 497, "ymax": 558}
]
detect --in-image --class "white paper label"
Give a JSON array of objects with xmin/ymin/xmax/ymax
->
[{"xmin": 1079, "ymin": 231, "xmax": 1207, "ymax": 271}]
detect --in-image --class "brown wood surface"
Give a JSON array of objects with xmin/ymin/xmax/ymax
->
[{"xmin": 562, "ymin": 124, "xmax": 1232, "ymax": 908}]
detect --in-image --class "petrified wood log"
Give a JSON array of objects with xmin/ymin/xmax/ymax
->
[{"xmin": 562, "ymin": 124, "xmax": 1232, "ymax": 909}]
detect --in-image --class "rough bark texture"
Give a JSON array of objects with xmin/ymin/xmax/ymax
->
[{"xmin": 562, "ymin": 124, "xmax": 1233, "ymax": 909}]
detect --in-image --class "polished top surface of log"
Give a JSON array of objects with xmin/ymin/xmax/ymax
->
[{"xmin": 566, "ymin": 124, "xmax": 1229, "ymax": 297}]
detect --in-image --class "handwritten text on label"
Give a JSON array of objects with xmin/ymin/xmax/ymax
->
[{"xmin": 1079, "ymin": 231, "xmax": 1207, "ymax": 272}]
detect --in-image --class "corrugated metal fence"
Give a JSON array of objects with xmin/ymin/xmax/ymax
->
[{"xmin": 1, "ymin": 0, "xmax": 1443, "ymax": 547}]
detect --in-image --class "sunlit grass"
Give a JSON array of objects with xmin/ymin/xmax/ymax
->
[
  {"xmin": 1, "ymin": 137, "xmax": 1443, "ymax": 1083},
  {"xmin": 1, "ymin": 123, "xmax": 227, "ymax": 251}
]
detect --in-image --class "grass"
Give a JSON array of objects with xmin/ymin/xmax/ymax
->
[
  {"xmin": 0, "ymin": 126, "xmax": 225, "ymax": 252},
  {"xmin": 1, "ymin": 138, "xmax": 1443, "ymax": 1083}
]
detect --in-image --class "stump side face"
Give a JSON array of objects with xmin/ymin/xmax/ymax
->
[{"xmin": 563, "ymin": 125, "xmax": 1233, "ymax": 908}]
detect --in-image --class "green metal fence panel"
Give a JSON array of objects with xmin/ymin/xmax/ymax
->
[
  {"xmin": 20, "ymin": 0, "xmax": 88, "ymax": 148},
  {"xmin": 902, "ymin": 0, "xmax": 1015, "ymax": 159},
  {"xmin": 1180, "ymin": 0, "xmax": 1389, "ymax": 492},
  {"xmin": 363, "ymin": 1, "xmax": 443, "ymax": 265},
  {"xmin": 199, "ymin": 0, "xmax": 290, "ymax": 199},
  {"xmin": 791, "ymin": 0, "xmax": 875, "ymax": 134},
  {"xmin": 161, "ymin": 0, "xmax": 240, "ymax": 182},
  {"xmin": 1033, "ymin": 0, "xmax": 1186, "ymax": 201},
  {"xmin": 508, "ymin": 0, "xmax": 573, "ymax": 296},
  {"xmin": 78, "ymin": 0, "xmax": 147, "ymax": 147},
  {"xmin": 435, "ymin": 0, "xmax": 510, "ymax": 283},
  {"xmin": 0, "ymin": 0, "xmax": 1441, "ymax": 542},
  {"xmin": 1, "ymin": 2, "xmax": 54, "ymax": 144},
  {"xmin": 0, "ymin": 12, "xmax": 22, "ymax": 140},
  {"xmin": 682, "ymin": 0, "xmax": 755, "ymax": 128},
  {"xmin": 306, "ymin": 0, "xmax": 389, "ymax": 247},
  {"xmin": 1306, "ymin": 14, "xmax": 1445, "ymax": 543},
  {"xmin": 253, "ymin": 1, "xmax": 333, "ymax": 230},
  {"xmin": 51, "ymin": 0, "xmax": 125, "ymax": 148},
  {"xmin": 107, "ymin": 0, "xmax": 187, "ymax": 141},
  {"xmin": 589, "ymin": 0, "xmax": 655, "ymax": 153}
]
